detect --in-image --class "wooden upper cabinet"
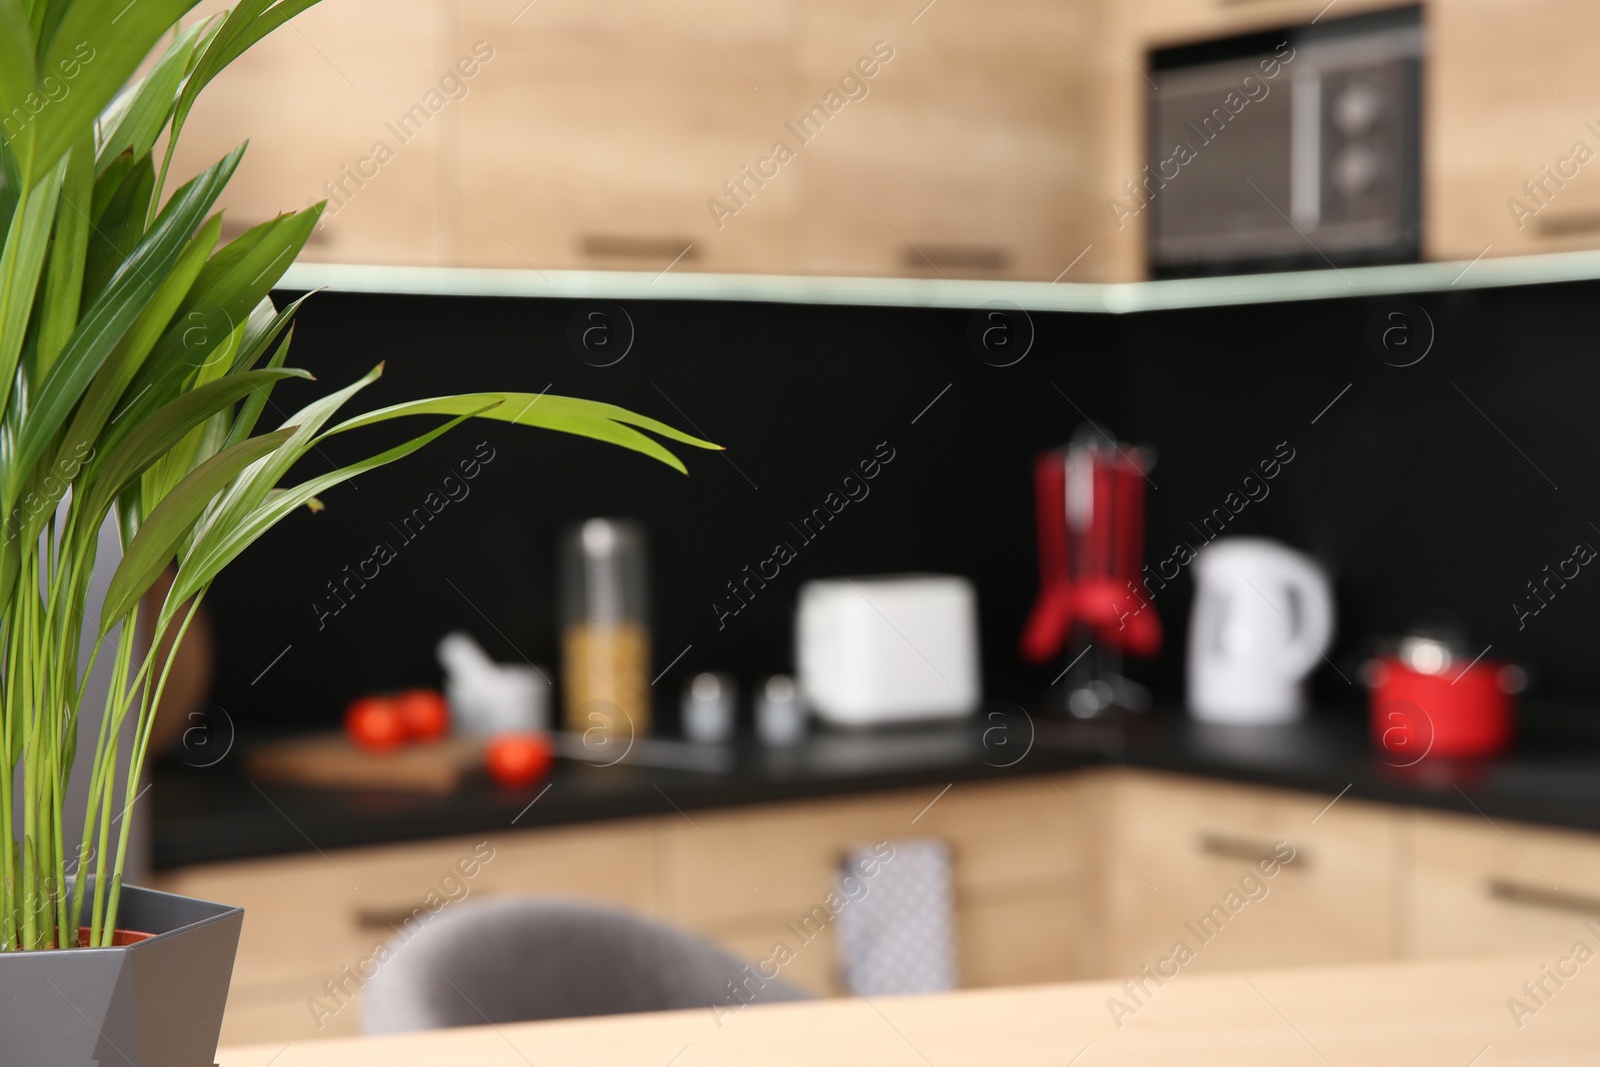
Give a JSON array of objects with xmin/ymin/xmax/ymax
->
[
  {"xmin": 167, "ymin": 0, "xmax": 1600, "ymax": 278},
  {"xmin": 1427, "ymin": 0, "xmax": 1600, "ymax": 260},
  {"xmin": 1133, "ymin": 0, "xmax": 1402, "ymax": 49},
  {"xmin": 449, "ymin": 0, "xmax": 799, "ymax": 274},
  {"xmin": 171, "ymin": 0, "xmax": 449, "ymax": 266},
  {"xmin": 788, "ymin": 0, "xmax": 1106, "ymax": 281}
]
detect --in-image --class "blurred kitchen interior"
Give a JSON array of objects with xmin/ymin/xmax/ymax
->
[{"xmin": 141, "ymin": 0, "xmax": 1600, "ymax": 1049}]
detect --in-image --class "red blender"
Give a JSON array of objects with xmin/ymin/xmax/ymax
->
[{"xmin": 1021, "ymin": 425, "xmax": 1161, "ymax": 716}]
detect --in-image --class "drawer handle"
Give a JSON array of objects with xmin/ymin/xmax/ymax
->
[
  {"xmin": 352, "ymin": 905, "xmax": 430, "ymax": 932},
  {"xmin": 1534, "ymin": 211, "xmax": 1600, "ymax": 238},
  {"xmin": 580, "ymin": 234, "xmax": 697, "ymax": 261},
  {"xmin": 899, "ymin": 245, "xmax": 1010, "ymax": 272},
  {"xmin": 1487, "ymin": 878, "xmax": 1600, "ymax": 916},
  {"xmin": 1197, "ymin": 832, "xmax": 1303, "ymax": 868}
]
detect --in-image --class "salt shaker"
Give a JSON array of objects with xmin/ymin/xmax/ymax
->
[
  {"xmin": 683, "ymin": 672, "xmax": 737, "ymax": 744},
  {"xmin": 755, "ymin": 675, "xmax": 805, "ymax": 746}
]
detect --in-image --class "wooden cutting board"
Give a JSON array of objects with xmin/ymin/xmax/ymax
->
[{"xmin": 245, "ymin": 732, "xmax": 486, "ymax": 795}]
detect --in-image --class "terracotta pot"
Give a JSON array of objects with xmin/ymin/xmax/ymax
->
[
  {"xmin": 0, "ymin": 879, "xmax": 243, "ymax": 1067},
  {"xmin": 75, "ymin": 926, "xmax": 157, "ymax": 948}
]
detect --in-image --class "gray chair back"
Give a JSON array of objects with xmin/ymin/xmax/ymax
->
[{"xmin": 361, "ymin": 896, "xmax": 811, "ymax": 1034}]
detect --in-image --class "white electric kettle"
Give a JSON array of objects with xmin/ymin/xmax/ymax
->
[{"xmin": 1187, "ymin": 538, "xmax": 1335, "ymax": 724}]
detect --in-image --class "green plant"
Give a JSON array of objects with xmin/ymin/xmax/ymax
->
[{"xmin": 0, "ymin": 0, "xmax": 715, "ymax": 952}]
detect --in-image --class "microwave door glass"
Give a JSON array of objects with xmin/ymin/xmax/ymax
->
[{"xmin": 1149, "ymin": 60, "xmax": 1297, "ymax": 269}]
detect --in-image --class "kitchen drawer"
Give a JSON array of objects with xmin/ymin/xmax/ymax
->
[
  {"xmin": 451, "ymin": 0, "xmax": 800, "ymax": 275},
  {"xmin": 660, "ymin": 779, "xmax": 1090, "ymax": 929},
  {"xmin": 1090, "ymin": 769, "xmax": 1400, "ymax": 976},
  {"xmin": 157, "ymin": 819, "xmax": 661, "ymax": 1043},
  {"xmin": 171, "ymin": 0, "xmax": 450, "ymax": 266},
  {"xmin": 790, "ymin": 0, "xmax": 1099, "ymax": 281},
  {"xmin": 1411, "ymin": 809, "xmax": 1600, "ymax": 958}
]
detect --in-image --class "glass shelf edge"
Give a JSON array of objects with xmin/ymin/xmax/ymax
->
[{"xmin": 277, "ymin": 249, "xmax": 1600, "ymax": 315}]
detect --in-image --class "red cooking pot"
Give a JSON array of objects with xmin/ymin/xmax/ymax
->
[{"xmin": 1368, "ymin": 636, "xmax": 1523, "ymax": 760}]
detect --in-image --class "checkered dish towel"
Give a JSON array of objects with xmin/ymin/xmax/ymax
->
[{"xmin": 834, "ymin": 838, "xmax": 957, "ymax": 996}]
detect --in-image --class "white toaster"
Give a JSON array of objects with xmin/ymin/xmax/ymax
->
[{"xmin": 796, "ymin": 575, "xmax": 981, "ymax": 725}]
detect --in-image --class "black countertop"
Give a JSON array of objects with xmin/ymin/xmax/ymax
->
[{"xmin": 152, "ymin": 702, "xmax": 1600, "ymax": 870}]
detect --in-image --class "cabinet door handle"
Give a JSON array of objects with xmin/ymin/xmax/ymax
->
[
  {"xmin": 580, "ymin": 234, "xmax": 697, "ymax": 261},
  {"xmin": 1487, "ymin": 878, "xmax": 1600, "ymax": 916},
  {"xmin": 1534, "ymin": 212, "xmax": 1600, "ymax": 239},
  {"xmin": 899, "ymin": 244, "xmax": 1009, "ymax": 273},
  {"xmin": 352, "ymin": 904, "xmax": 431, "ymax": 932},
  {"xmin": 1197, "ymin": 831, "xmax": 1303, "ymax": 868}
]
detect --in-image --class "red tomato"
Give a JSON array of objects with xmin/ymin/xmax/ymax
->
[
  {"xmin": 486, "ymin": 734, "xmax": 553, "ymax": 788},
  {"xmin": 345, "ymin": 696, "xmax": 406, "ymax": 752},
  {"xmin": 396, "ymin": 689, "xmax": 451, "ymax": 742}
]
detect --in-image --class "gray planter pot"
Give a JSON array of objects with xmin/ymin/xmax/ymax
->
[{"xmin": 0, "ymin": 880, "xmax": 243, "ymax": 1067}]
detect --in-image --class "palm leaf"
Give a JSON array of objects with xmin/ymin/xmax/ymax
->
[
  {"xmin": 17, "ymin": 0, "xmax": 204, "ymax": 184},
  {"xmin": 156, "ymin": 0, "xmax": 324, "ymax": 203},
  {"xmin": 103, "ymin": 292, "xmax": 303, "ymax": 458},
  {"xmin": 196, "ymin": 361, "xmax": 385, "ymax": 541},
  {"xmin": 83, "ymin": 366, "xmax": 311, "ymax": 521},
  {"xmin": 323, "ymin": 393, "xmax": 723, "ymax": 474},
  {"xmin": 32, "ymin": 134, "xmax": 94, "ymax": 376},
  {"xmin": 0, "ymin": 163, "xmax": 63, "ymax": 426},
  {"xmin": 100, "ymin": 427, "xmax": 294, "ymax": 629},
  {"xmin": 80, "ymin": 153, "xmax": 154, "ymax": 307},
  {"xmin": 54, "ymin": 213, "xmax": 222, "ymax": 482},
  {"xmin": 142, "ymin": 205, "xmax": 320, "ymax": 380},
  {"xmin": 170, "ymin": 404, "xmax": 492, "ymax": 609},
  {"xmin": 4, "ymin": 145, "xmax": 243, "ymax": 507},
  {"xmin": 96, "ymin": 19, "xmax": 210, "ymax": 175},
  {"xmin": 0, "ymin": 0, "xmax": 35, "ymax": 116}
]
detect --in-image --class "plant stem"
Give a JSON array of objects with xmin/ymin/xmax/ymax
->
[
  {"xmin": 0, "ymin": 609, "xmax": 16, "ymax": 951},
  {"xmin": 19, "ymin": 550, "xmax": 40, "ymax": 949},
  {"xmin": 102, "ymin": 595, "xmax": 203, "ymax": 941},
  {"xmin": 66, "ymin": 627, "xmax": 110, "ymax": 947},
  {"xmin": 42, "ymin": 514, "xmax": 72, "ymax": 946},
  {"xmin": 88, "ymin": 615, "xmax": 139, "ymax": 947}
]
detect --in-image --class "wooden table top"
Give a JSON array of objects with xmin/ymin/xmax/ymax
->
[{"xmin": 217, "ymin": 954, "xmax": 1592, "ymax": 1065}]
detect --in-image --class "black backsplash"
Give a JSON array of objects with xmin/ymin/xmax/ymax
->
[
  {"xmin": 205, "ymin": 279, "xmax": 1599, "ymax": 738},
  {"xmin": 1123, "ymin": 281, "xmax": 1600, "ymax": 703}
]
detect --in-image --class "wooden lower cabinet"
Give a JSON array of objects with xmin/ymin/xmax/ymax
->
[
  {"xmin": 161, "ymin": 767, "xmax": 1600, "ymax": 1047},
  {"xmin": 155, "ymin": 819, "xmax": 662, "ymax": 1045},
  {"xmin": 1085, "ymin": 769, "xmax": 1402, "ymax": 978},
  {"xmin": 661, "ymin": 779, "xmax": 1093, "ymax": 996},
  {"xmin": 1409, "ymin": 809, "xmax": 1600, "ymax": 959},
  {"xmin": 157, "ymin": 778, "xmax": 1092, "ymax": 1045}
]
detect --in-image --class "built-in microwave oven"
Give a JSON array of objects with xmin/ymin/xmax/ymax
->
[{"xmin": 1143, "ymin": 7, "xmax": 1422, "ymax": 277}]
